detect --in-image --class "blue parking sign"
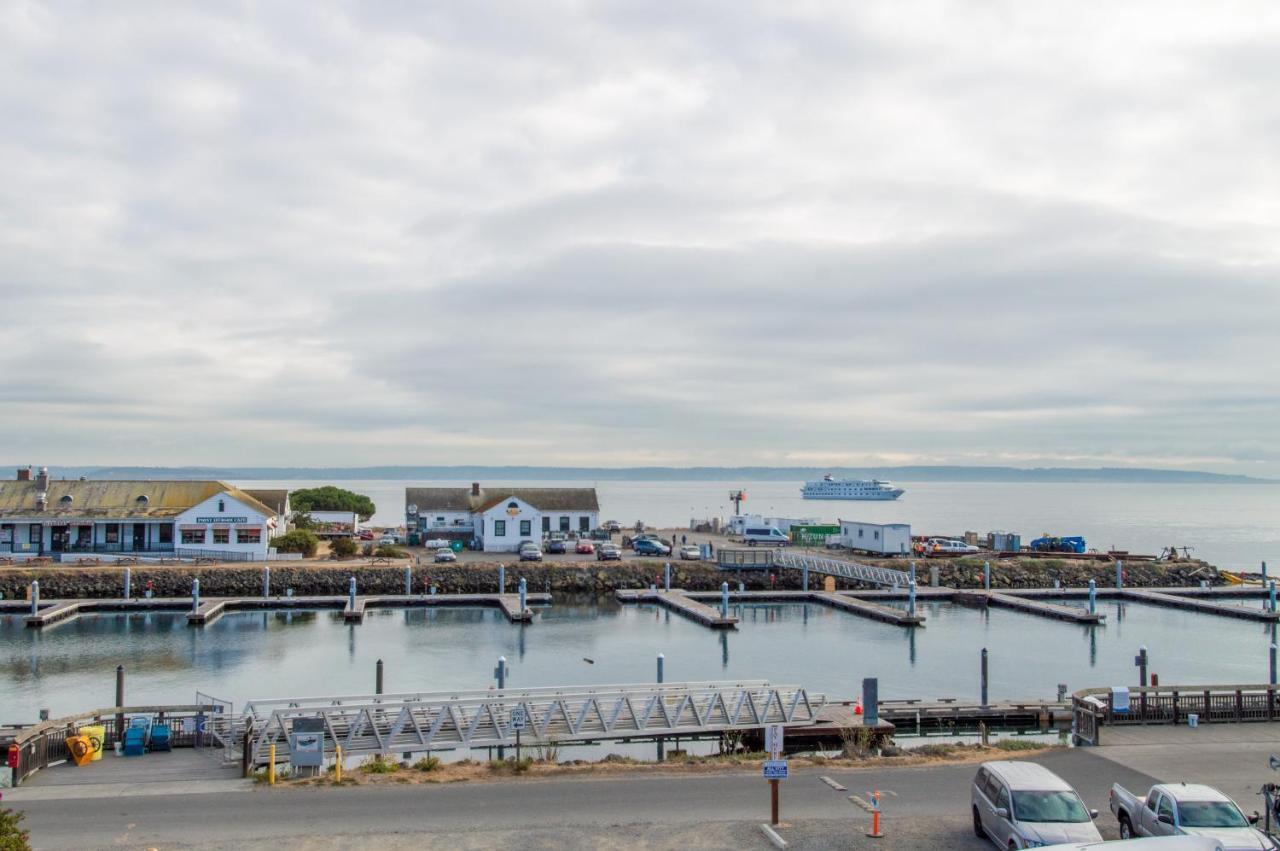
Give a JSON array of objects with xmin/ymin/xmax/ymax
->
[{"xmin": 763, "ymin": 759, "xmax": 788, "ymax": 780}]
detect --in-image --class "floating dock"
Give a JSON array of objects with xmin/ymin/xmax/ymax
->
[
  {"xmin": 1120, "ymin": 588, "xmax": 1279, "ymax": 622},
  {"xmin": 954, "ymin": 590, "xmax": 1104, "ymax": 624},
  {"xmin": 616, "ymin": 588, "xmax": 923, "ymax": 628},
  {"xmin": 615, "ymin": 589, "xmax": 738, "ymax": 628}
]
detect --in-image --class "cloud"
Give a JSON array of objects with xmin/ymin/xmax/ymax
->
[{"xmin": 0, "ymin": 0, "xmax": 1277, "ymax": 473}]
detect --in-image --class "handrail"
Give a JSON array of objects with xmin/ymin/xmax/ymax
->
[{"xmin": 2, "ymin": 704, "xmax": 221, "ymax": 747}]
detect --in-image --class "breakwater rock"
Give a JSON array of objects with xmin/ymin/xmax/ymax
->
[{"xmin": 0, "ymin": 556, "xmax": 1218, "ymax": 600}]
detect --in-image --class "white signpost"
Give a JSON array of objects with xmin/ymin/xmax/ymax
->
[{"xmin": 765, "ymin": 723, "xmax": 784, "ymax": 756}]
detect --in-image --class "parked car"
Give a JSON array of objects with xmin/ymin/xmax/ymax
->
[
  {"xmin": 575, "ymin": 540, "xmax": 595, "ymax": 555},
  {"xmin": 972, "ymin": 761, "xmax": 1102, "ymax": 848},
  {"xmin": 930, "ymin": 538, "xmax": 980, "ymax": 555},
  {"xmin": 433, "ymin": 547, "xmax": 456, "ymax": 563},
  {"xmin": 678, "ymin": 545, "xmax": 701, "ymax": 560},
  {"xmin": 633, "ymin": 538, "xmax": 671, "ymax": 556},
  {"xmin": 742, "ymin": 526, "xmax": 789, "ymax": 547},
  {"xmin": 604, "ymin": 520, "xmax": 622, "ymax": 532},
  {"xmin": 518, "ymin": 542, "xmax": 543, "ymax": 562},
  {"xmin": 378, "ymin": 534, "xmax": 397, "ymax": 546},
  {"xmin": 597, "ymin": 544, "xmax": 621, "ymax": 561},
  {"xmin": 358, "ymin": 530, "xmax": 375, "ymax": 541},
  {"xmin": 1038, "ymin": 839, "xmax": 1232, "ymax": 850},
  {"xmin": 1110, "ymin": 782, "xmax": 1269, "ymax": 847},
  {"xmin": 546, "ymin": 539, "xmax": 568, "ymax": 554}
]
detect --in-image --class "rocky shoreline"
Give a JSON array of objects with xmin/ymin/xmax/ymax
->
[{"xmin": 0, "ymin": 556, "xmax": 1218, "ymax": 600}]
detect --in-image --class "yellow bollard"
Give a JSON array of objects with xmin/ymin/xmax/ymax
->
[
  {"xmin": 335, "ymin": 745, "xmax": 342, "ymax": 783},
  {"xmin": 268, "ymin": 743, "xmax": 276, "ymax": 785}
]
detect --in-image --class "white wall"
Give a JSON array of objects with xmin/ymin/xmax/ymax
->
[
  {"xmin": 479, "ymin": 498, "xmax": 541, "ymax": 552},
  {"xmin": 839, "ymin": 521, "xmax": 911, "ymax": 555},
  {"xmin": 174, "ymin": 492, "xmax": 272, "ymax": 559}
]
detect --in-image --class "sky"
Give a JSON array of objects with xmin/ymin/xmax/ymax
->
[{"xmin": 1, "ymin": 1, "xmax": 1278, "ymax": 475}]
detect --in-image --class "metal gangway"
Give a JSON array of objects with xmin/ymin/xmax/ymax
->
[
  {"xmin": 246, "ymin": 680, "xmax": 826, "ymax": 762},
  {"xmin": 719, "ymin": 547, "xmax": 913, "ymax": 588}
]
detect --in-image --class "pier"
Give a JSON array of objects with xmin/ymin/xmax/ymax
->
[
  {"xmin": 616, "ymin": 588, "xmax": 739, "ymax": 628},
  {"xmin": 1119, "ymin": 588, "xmax": 1278, "ymax": 622},
  {"xmin": 954, "ymin": 590, "xmax": 1104, "ymax": 623}
]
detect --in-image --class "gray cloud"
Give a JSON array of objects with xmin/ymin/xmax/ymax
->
[{"xmin": 0, "ymin": 0, "xmax": 1277, "ymax": 472}]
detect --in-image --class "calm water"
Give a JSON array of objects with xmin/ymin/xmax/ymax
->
[
  {"xmin": 242, "ymin": 478, "xmax": 1280, "ymax": 570},
  {"xmin": 3, "ymin": 598, "xmax": 1273, "ymax": 724}
]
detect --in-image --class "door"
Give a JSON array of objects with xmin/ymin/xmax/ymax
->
[
  {"xmin": 977, "ymin": 773, "xmax": 1002, "ymax": 839},
  {"xmin": 1154, "ymin": 794, "xmax": 1176, "ymax": 836},
  {"xmin": 132, "ymin": 523, "xmax": 146, "ymax": 551},
  {"xmin": 994, "ymin": 783, "xmax": 1015, "ymax": 846},
  {"xmin": 50, "ymin": 526, "xmax": 68, "ymax": 552}
]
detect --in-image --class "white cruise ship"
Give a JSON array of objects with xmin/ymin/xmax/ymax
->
[{"xmin": 801, "ymin": 475, "xmax": 905, "ymax": 501}]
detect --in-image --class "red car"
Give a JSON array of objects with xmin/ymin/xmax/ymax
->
[
  {"xmin": 358, "ymin": 530, "xmax": 374, "ymax": 541},
  {"xmin": 575, "ymin": 540, "xmax": 595, "ymax": 554}
]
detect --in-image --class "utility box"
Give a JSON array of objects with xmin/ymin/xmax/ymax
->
[
  {"xmin": 989, "ymin": 532, "xmax": 1021, "ymax": 553},
  {"xmin": 289, "ymin": 716, "xmax": 326, "ymax": 771}
]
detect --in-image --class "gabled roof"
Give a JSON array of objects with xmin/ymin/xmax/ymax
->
[
  {"xmin": 0, "ymin": 480, "xmax": 276, "ymax": 520},
  {"xmin": 407, "ymin": 486, "xmax": 598, "ymax": 514},
  {"xmin": 244, "ymin": 489, "xmax": 290, "ymax": 515}
]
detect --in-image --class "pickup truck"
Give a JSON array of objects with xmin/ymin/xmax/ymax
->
[{"xmin": 1110, "ymin": 782, "xmax": 1275, "ymax": 849}]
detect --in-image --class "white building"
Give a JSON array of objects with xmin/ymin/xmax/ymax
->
[
  {"xmin": 406, "ymin": 483, "xmax": 599, "ymax": 553},
  {"xmin": 0, "ymin": 467, "xmax": 279, "ymax": 560},
  {"xmin": 728, "ymin": 514, "xmax": 819, "ymax": 535},
  {"xmin": 837, "ymin": 519, "xmax": 912, "ymax": 556}
]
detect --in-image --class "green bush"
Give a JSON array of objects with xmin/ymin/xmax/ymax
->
[
  {"xmin": 329, "ymin": 537, "xmax": 358, "ymax": 558},
  {"xmin": 361, "ymin": 755, "xmax": 400, "ymax": 774},
  {"xmin": 993, "ymin": 738, "xmax": 1048, "ymax": 751},
  {"xmin": 0, "ymin": 808, "xmax": 30, "ymax": 851},
  {"xmin": 270, "ymin": 530, "xmax": 319, "ymax": 557},
  {"xmin": 374, "ymin": 545, "xmax": 406, "ymax": 558},
  {"xmin": 290, "ymin": 487, "xmax": 376, "ymax": 521},
  {"xmin": 413, "ymin": 755, "xmax": 441, "ymax": 772}
]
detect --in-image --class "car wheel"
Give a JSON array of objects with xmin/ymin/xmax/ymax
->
[
  {"xmin": 972, "ymin": 807, "xmax": 984, "ymax": 839},
  {"xmin": 1118, "ymin": 814, "xmax": 1133, "ymax": 839}
]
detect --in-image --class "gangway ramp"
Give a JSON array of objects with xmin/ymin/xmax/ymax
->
[
  {"xmin": 719, "ymin": 548, "xmax": 914, "ymax": 588},
  {"xmin": 247, "ymin": 681, "xmax": 825, "ymax": 762}
]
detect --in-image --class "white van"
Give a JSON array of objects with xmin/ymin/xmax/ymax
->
[{"xmin": 742, "ymin": 526, "xmax": 789, "ymax": 547}]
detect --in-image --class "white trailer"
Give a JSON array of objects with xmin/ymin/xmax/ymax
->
[{"xmin": 838, "ymin": 520, "xmax": 911, "ymax": 555}]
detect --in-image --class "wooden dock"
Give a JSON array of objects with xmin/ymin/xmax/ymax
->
[
  {"xmin": 1120, "ymin": 588, "xmax": 1279, "ymax": 622},
  {"xmin": 615, "ymin": 589, "xmax": 738, "ymax": 628},
  {"xmin": 811, "ymin": 591, "xmax": 924, "ymax": 626},
  {"xmin": 878, "ymin": 698, "xmax": 1071, "ymax": 731},
  {"xmin": 954, "ymin": 590, "xmax": 1104, "ymax": 623},
  {"xmin": 25, "ymin": 600, "xmax": 84, "ymax": 628}
]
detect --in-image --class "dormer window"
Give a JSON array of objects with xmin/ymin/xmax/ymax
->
[
  {"xmin": 59, "ymin": 494, "xmax": 73, "ymax": 505},
  {"xmin": 507, "ymin": 501, "xmax": 518, "ymax": 510},
  {"xmin": 136, "ymin": 495, "xmax": 149, "ymax": 505},
  {"xmin": 218, "ymin": 499, "xmax": 225, "ymax": 513}
]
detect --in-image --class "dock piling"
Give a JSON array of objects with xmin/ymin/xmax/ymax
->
[
  {"xmin": 30, "ymin": 580, "xmax": 38, "ymax": 615},
  {"xmin": 1136, "ymin": 646, "xmax": 1149, "ymax": 686},
  {"xmin": 983, "ymin": 561, "xmax": 990, "ymax": 590},
  {"xmin": 1272, "ymin": 643, "xmax": 1277, "ymax": 686},
  {"xmin": 862, "ymin": 677, "xmax": 879, "ymax": 725},
  {"xmin": 657, "ymin": 652, "xmax": 664, "ymax": 683},
  {"xmin": 664, "ymin": 562, "xmax": 671, "ymax": 591},
  {"xmin": 720, "ymin": 582, "xmax": 729, "ymax": 618},
  {"xmin": 519, "ymin": 578, "xmax": 527, "ymax": 613},
  {"xmin": 430, "ymin": 585, "xmax": 437, "ymax": 595},
  {"xmin": 930, "ymin": 564, "xmax": 939, "ymax": 587},
  {"xmin": 1088, "ymin": 579, "xmax": 1097, "ymax": 615},
  {"xmin": 802, "ymin": 561, "xmax": 809, "ymax": 593},
  {"xmin": 1270, "ymin": 580, "xmax": 1277, "ymax": 614},
  {"xmin": 404, "ymin": 566, "xmax": 412, "ymax": 596},
  {"xmin": 115, "ymin": 664, "xmax": 125, "ymax": 737},
  {"xmin": 191, "ymin": 578, "xmax": 200, "ymax": 613},
  {"xmin": 498, "ymin": 564, "xmax": 505, "ymax": 594},
  {"xmin": 980, "ymin": 647, "xmax": 989, "ymax": 707},
  {"xmin": 376, "ymin": 658, "xmax": 384, "ymax": 695},
  {"xmin": 1116, "ymin": 560, "xmax": 1124, "ymax": 590},
  {"xmin": 123, "ymin": 567, "xmax": 131, "ymax": 600},
  {"xmin": 348, "ymin": 576, "xmax": 356, "ymax": 610},
  {"xmin": 908, "ymin": 579, "xmax": 917, "ymax": 617},
  {"xmin": 262, "ymin": 566, "xmax": 270, "ymax": 598}
]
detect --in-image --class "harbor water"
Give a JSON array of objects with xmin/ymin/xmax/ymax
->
[{"xmin": 2, "ymin": 596, "xmax": 1273, "ymax": 724}]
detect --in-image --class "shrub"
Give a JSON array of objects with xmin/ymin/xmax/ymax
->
[
  {"xmin": 993, "ymin": 738, "xmax": 1048, "ymax": 751},
  {"xmin": 360, "ymin": 755, "xmax": 400, "ymax": 774},
  {"xmin": 0, "ymin": 808, "xmax": 30, "ymax": 851},
  {"xmin": 329, "ymin": 537, "xmax": 358, "ymax": 558},
  {"xmin": 487, "ymin": 757, "xmax": 533, "ymax": 774},
  {"xmin": 413, "ymin": 755, "xmax": 441, "ymax": 772},
  {"xmin": 374, "ymin": 545, "xmax": 406, "ymax": 558},
  {"xmin": 270, "ymin": 530, "xmax": 319, "ymax": 557},
  {"xmin": 908, "ymin": 743, "xmax": 957, "ymax": 758}
]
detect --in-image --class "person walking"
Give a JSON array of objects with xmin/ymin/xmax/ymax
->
[{"xmin": 681, "ymin": 534, "xmax": 687, "ymax": 546}]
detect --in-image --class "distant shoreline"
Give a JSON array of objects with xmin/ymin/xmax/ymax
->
[{"xmin": 8, "ymin": 464, "xmax": 1275, "ymax": 484}]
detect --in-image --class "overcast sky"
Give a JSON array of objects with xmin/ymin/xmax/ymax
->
[{"xmin": 1, "ymin": 2, "xmax": 1277, "ymax": 474}]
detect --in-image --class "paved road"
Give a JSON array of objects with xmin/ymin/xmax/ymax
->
[{"xmin": 8, "ymin": 749, "xmax": 1159, "ymax": 850}]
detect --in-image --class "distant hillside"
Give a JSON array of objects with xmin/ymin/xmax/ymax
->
[{"xmin": 9, "ymin": 464, "xmax": 1275, "ymax": 484}]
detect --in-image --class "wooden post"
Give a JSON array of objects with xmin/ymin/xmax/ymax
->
[{"xmin": 770, "ymin": 778, "xmax": 780, "ymax": 826}]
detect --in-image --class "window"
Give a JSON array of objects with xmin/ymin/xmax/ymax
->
[
  {"xmin": 858, "ymin": 528, "xmax": 864, "ymax": 538},
  {"xmin": 520, "ymin": 520, "xmax": 531, "ymax": 536},
  {"xmin": 494, "ymin": 520, "xmax": 506, "ymax": 537},
  {"xmin": 874, "ymin": 530, "xmax": 880, "ymax": 540},
  {"xmin": 236, "ymin": 528, "xmax": 261, "ymax": 544},
  {"xmin": 59, "ymin": 494, "xmax": 73, "ymax": 504},
  {"xmin": 136, "ymin": 494, "xmax": 149, "ymax": 506},
  {"xmin": 105, "ymin": 524, "xmax": 119, "ymax": 544},
  {"xmin": 542, "ymin": 517, "xmax": 550, "ymax": 533},
  {"xmin": 996, "ymin": 785, "xmax": 1011, "ymax": 814},
  {"xmin": 181, "ymin": 529, "xmax": 205, "ymax": 544},
  {"xmin": 213, "ymin": 528, "xmax": 230, "ymax": 544},
  {"xmin": 218, "ymin": 500, "xmax": 225, "ymax": 513},
  {"xmin": 158, "ymin": 524, "xmax": 173, "ymax": 544},
  {"xmin": 579, "ymin": 516, "xmax": 589, "ymax": 532},
  {"xmin": 29, "ymin": 525, "xmax": 41, "ymax": 544},
  {"xmin": 559, "ymin": 516, "xmax": 570, "ymax": 532},
  {"xmin": 1157, "ymin": 796, "xmax": 1175, "ymax": 824}
]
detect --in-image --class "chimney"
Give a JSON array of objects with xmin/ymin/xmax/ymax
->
[
  {"xmin": 16, "ymin": 467, "xmax": 30, "ymax": 481},
  {"xmin": 36, "ymin": 467, "xmax": 49, "ymax": 492},
  {"xmin": 471, "ymin": 482, "xmax": 481, "ymax": 497}
]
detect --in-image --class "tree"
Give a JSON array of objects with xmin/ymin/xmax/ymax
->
[
  {"xmin": 290, "ymin": 512, "xmax": 316, "ymax": 531},
  {"xmin": 270, "ymin": 529, "xmax": 319, "ymax": 557},
  {"xmin": 0, "ymin": 807, "xmax": 30, "ymax": 851},
  {"xmin": 289, "ymin": 487, "xmax": 376, "ymax": 521}
]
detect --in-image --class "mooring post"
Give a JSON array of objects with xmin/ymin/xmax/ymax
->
[
  {"xmin": 375, "ymin": 658, "xmax": 384, "ymax": 695},
  {"xmin": 1088, "ymin": 579, "xmax": 1097, "ymax": 615},
  {"xmin": 262, "ymin": 565, "xmax": 270, "ymax": 598},
  {"xmin": 498, "ymin": 564, "xmax": 505, "ymax": 594},
  {"xmin": 909, "ymin": 562, "xmax": 917, "ymax": 586},
  {"xmin": 123, "ymin": 566, "xmax": 131, "ymax": 600},
  {"xmin": 30, "ymin": 580, "xmax": 38, "ymax": 615},
  {"xmin": 664, "ymin": 562, "xmax": 671, "ymax": 591},
  {"xmin": 657, "ymin": 652, "xmax": 664, "ymax": 683},
  {"xmin": 115, "ymin": 660, "xmax": 125, "ymax": 731},
  {"xmin": 191, "ymin": 578, "xmax": 200, "ymax": 613},
  {"xmin": 430, "ymin": 584, "xmax": 437, "ymax": 596},
  {"xmin": 518, "ymin": 577, "xmax": 527, "ymax": 613},
  {"xmin": 348, "ymin": 576, "xmax": 356, "ymax": 610},
  {"xmin": 1272, "ymin": 643, "xmax": 1277, "ymax": 686},
  {"xmin": 930, "ymin": 564, "xmax": 939, "ymax": 587},
  {"xmin": 908, "ymin": 579, "xmax": 917, "ymax": 617},
  {"xmin": 720, "ymin": 581, "xmax": 729, "ymax": 618},
  {"xmin": 980, "ymin": 647, "xmax": 989, "ymax": 707},
  {"xmin": 802, "ymin": 561, "xmax": 809, "ymax": 593},
  {"xmin": 983, "ymin": 561, "xmax": 990, "ymax": 590},
  {"xmin": 404, "ymin": 566, "xmax": 412, "ymax": 596},
  {"xmin": 738, "ymin": 581, "xmax": 744, "ymax": 593},
  {"xmin": 1116, "ymin": 560, "xmax": 1124, "ymax": 590},
  {"xmin": 657, "ymin": 652, "xmax": 666, "ymax": 760},
  {"xmin": 495, "ymin": 655, "xmax": 507, "ymax": 760},
  {"xmin": 1270, "ymin": 580, "xmax": 1277, "ymax": 614},
  {"xmin": 1136, "ymin": 646, "xmax": 1149, "ymax": 687},
  {"xmin": 862, "ymin": 676, "xmax": 879, "ymax": 726}
]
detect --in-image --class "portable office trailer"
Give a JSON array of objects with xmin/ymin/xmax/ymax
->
[{"xmin": 838, "ymin": 520, "xmax": 911, "ymax": 555}]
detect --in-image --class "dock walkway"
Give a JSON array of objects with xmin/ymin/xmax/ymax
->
[
  {"xmin": 954, "ymin": 590, "xmax": 1104, "ymax": 624},
  {"xmin": 1121, "ymin": 588, "xmax": 1278, "ymax": 622},
  {"xmin": 615, "ymin": 589, "xmax": 738, "ymax": 628}
]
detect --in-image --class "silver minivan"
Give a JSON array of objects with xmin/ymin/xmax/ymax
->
[{"xmin": 972, "ymin": 761, "xmax": 1103, "ymax": 848}]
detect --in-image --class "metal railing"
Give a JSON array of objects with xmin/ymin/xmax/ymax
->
[
  {"xmin": 247, "ymin": 681, "xmax": 826, "ymax": 763},
  {"xmin": 1, "ymin": 704, "xmax": 225, "ymax": 786},
  {"xmin": 716, "ymin": 548, "xmax": 912, "ymax": 588},
  {"xmin": 1071, "ymin": 684, "xmax": 1280, "ymax": 746},
  {"xmin": 174, "ymin": 548, "xmax": 256, "ymax": 562}
]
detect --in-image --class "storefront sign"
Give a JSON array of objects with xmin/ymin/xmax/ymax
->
[{"xmin": 195, "ymin": 517, "xmax": 247, "ymax": 524}]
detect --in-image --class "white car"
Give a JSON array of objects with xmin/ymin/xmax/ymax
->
[
  {"xmin": 433, "ymin": 547, "xmax": 456, "ymax": 563},
  {"xmin": 1042, "ymin": 839, "xmax": 1232, "ymax": 850},
  {"xmin": 1111, "ymin": 782, "xmax": 1272, "ymax": 848},
  {"xmin": 972, "ymin": 761, "xmax": 1103, "ymax": 848},
  {"xmin": 678, "ymin": 545, "xmax": 701, "ymax": 560},
  {"xmin": 931, "ymin": 538, "xmax": 980, "ymax": 555},
  {"xmin": 378, "ymin": 534, "xmax": 397, "ymax": 546}
]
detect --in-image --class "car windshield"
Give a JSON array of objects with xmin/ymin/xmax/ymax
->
[
  {"xmin": 1178, "ymin": 801, "xmax": 1248, "ymax": 827},
  {"xmin": 1011, "ymin": 791, "xmax": 1090, "ymax": 823}
]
